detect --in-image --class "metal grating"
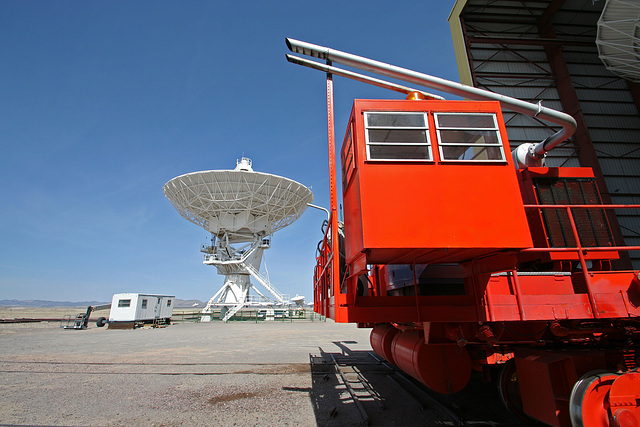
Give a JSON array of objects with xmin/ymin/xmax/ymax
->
[{"xmin": 534, "ymin": 177, "xmax": 615, "ymax": 248}]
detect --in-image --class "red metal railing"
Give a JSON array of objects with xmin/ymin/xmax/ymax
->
[
  {"xmin": 521, "ymin": 203, "xmax": 640, "ymax": 319},
  {"xmin": 313, "ymin": 220, "xmax": 333, "ymax": 317}
]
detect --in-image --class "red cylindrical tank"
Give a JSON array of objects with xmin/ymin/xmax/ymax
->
[
  {"xmin": 370, "ymin": 323, "xmax": 400, "ymax": 366},
  {"xmin": 391, "ymin": 330, "xmax": 471, "ymax": 394}
]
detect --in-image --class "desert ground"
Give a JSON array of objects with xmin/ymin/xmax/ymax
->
[{"xmin": 0, "ymin": 307, "xmax": 527, "ymax": 426}]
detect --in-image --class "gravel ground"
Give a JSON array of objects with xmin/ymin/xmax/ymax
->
[
  {"xmin": 0, "ymin": 318, "xmax": 371, "ymax": 426},
  {"xmin": 0, "ymin": 313, "xmax": 528, "ymax": 427}
]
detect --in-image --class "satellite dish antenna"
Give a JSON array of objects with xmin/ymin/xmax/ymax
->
[
  {"xmin": 597, "ymin": 0, "xmax": 640, "ymax": 82},
  {"xmin": 291, "ymin": 294, "xmax": 305, "ymax": 306},
  {"xmin": 163, "ymin": 157, "xmax": 313, "ymax": 321}
]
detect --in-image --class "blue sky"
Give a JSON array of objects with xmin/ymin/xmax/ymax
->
[{"xmin": 0, "ymin": 0, "xmax": 458, "ymax": 303}]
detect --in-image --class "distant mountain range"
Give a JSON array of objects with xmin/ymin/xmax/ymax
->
[{"xmin": 0, "ymin": 299, "xmax": 206, "ymax": 308}]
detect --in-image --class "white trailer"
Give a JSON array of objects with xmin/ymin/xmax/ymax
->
[{"xmin": 108, "ymin": 293, "xmax": 175, "ymax": 329}]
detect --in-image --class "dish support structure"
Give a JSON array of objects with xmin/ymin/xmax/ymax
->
[{"xmin": 200, "ymin": 233, "xmax": 288, "ymax": 322}]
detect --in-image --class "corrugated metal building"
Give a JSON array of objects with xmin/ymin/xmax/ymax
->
[{"xmin": 449, "ymin": 0, "xmax": 640, "ymax": 268}]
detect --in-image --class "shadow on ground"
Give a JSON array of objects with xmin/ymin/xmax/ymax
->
[{"xmin": 307, "ymin": 340, "xmax": 533, "ymax": 426}]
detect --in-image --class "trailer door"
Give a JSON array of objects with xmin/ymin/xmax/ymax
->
[{"xmin": 154, "ymin": 297, "xmax": 161, "ymax": 319}]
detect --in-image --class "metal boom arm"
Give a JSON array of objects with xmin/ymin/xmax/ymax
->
[{"xmin": 285, "ymin": 38, "xmax": 577, "ymax": 168}]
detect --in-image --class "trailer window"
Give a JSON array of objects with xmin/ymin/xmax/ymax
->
[
  {"xmin": 435, "ymin": 113, "xmax": 506, "ymax": 162},
  {"xmin": 364, "ymin": 112, "xmax": 431, "ymax": 161},
  {"xmin": 118, "ymin": 299, "xmax": 131, "ymax": 308},
  {"xmin": 141, "ymin": 299, "xmax": 147, "ymax": 309},
  {"xmin": 167, "ymin": 300, "xmax": 172, "ymax": 307}
]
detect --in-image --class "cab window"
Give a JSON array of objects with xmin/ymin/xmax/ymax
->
[
  {"xmin": 364, "ymin": 112, "xmax": 432, "ymax": 161},
  {"xmin": 435, "ymin": 113, "xmax": 506, "ymax": 162}
]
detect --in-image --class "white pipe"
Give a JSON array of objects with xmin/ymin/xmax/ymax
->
[
  {"xmin": 286, "ymin": 38, "xmax": 577, "ymax": 167},
  {"xmin": 286, "ymin": 55, "xmax": 444, "ymax": 100},
  {"xmin": 307, "ymin": 203, "xmax": 330, "ymax": 222}
]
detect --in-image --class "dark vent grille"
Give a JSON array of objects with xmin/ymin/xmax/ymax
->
[{"xmin": 533, "ymin": 178, "xmax": 614, "ymax": 248}]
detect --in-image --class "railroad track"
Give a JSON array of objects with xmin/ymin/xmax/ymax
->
[
  {"xmin": 0, "ymin": 318, "xmax": 63, "ymax": 323},
  {"xmin": 371, "ymin": 353, "xmax": 463, "ymax": 426},
  {"xmin": 310, "ymin": 349, "xmax": 469, "ymax": 426},
  {"xmin": 0, "ymin": 360, "xmax": 311, "ymax": 376}
]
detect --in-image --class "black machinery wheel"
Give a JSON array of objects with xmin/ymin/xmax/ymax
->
[
  {"xmin": 96, "ymin": 317, "xmax": 107, "ymax": 327},
  {"xmin": 497, "ymin": 359, "xmax": 530, "ymax": 422}
]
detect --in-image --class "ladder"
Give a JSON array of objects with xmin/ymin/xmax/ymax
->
[{"xmin": 244, "ymin": 263, "xmax": 285, "ymax": 304}]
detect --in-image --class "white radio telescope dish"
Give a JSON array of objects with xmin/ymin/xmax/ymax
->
[
  {"xmin": 163, "ymin": 157, "xmax": 313, "ymax": 241},
  {"xmin": 163, "ymin": 157, "xmax": 313, "ymax": 321},
  {"xmin": 597, "ymin": 0, "xmax": 640, "ymax": 82}
]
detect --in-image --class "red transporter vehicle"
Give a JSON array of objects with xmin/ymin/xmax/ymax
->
[{"xmin": 286, "ymin": 39, "xmax": 640, "ymax": 427}]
